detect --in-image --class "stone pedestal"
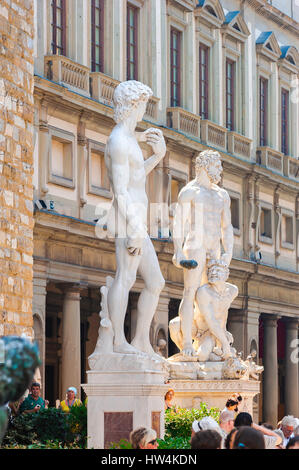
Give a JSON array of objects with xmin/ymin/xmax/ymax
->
[
  {"xmin": 170, "ymin": 379, "xmax": 260, "ymax": 420},
  {"xmin": 82, "ymin": 355, "xmax": 169, "ymax": 449}
]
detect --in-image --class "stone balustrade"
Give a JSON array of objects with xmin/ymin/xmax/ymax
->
[
  {"xmin": 283, "ymin": 155, "xmax": 299, "ymax": 181},
  {"xmin": 44, "ymin": 55, "xmax": 90, "ymax": 96},
  {"xmin": 200, "ymin": 120, "xmax": 227, "ymax": 151},
  {"xmin": 167, "ymin": 107, "xmax": 201, "ymax": 138},
  {"xmin": 227, "ymin": 131, "xmax": 252, "ymax": 160},
  {"xmin": 90, "ymin": 72, "xmax": 159, "ymax": 120},
  {"xmin": 258, "ymin": 147, "xmax": 284, "ymax": 174}
]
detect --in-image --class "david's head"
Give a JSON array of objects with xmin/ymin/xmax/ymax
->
[
  {"xmin": 195, "ymin": 150, "xmax": 222, "ymax": 184},
  {"xmin": 113, "ymin": 80, "xmax": 153, "ymax": 124}
]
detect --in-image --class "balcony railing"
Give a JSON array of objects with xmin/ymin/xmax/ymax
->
[
  {"xmin": 227, "ymin": 131, "xmax": 252, "ymax": 160},
  {"xmin": 284, "ymin": 155, "xmax": 299, "ymax": 181},
  {"xmin": 167, "ymin": 107, "xmax": 201, "ymax": 138},
  {"xmin": 44, "ymin": 55, "xmax": 90, "ymax": 96},
  {"xmin": 201, "ymin": 120, "xmax": 227, "ymax": 151},
  {"xmin": 90, "ymin": 72, "xmax": 159, "ymax": 120},
  {"xmin": 257, "ymin": 147, "xmax": 284, "ymax": 174}
]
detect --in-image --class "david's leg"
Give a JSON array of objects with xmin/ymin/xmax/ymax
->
[
  {"xmin": 107, "ymin": 238, "xmax": 140, "ymax": 354},
  {"xmin": 131, "ymin": 237, "xmax": 165, "ymax": 355}
]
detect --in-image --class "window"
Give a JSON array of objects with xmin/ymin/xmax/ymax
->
[
  {"xmin": 170, "ymin": 28, "xmax": 181, "ymax": 107},
  {"xmin": 51, "ymin": 0, "xmax": 66, "ymax": 56},
  {"xmin": 281, "ymin": 89, "xmax": 289, "ymax": 155},
  {"xmin": 170, "ymin": 177, "xmax": 184, "ymax": 205},
  {"xmin": 88, "ymin": 141, "xmax": 111, "ymax": 197},
  {"xmin": 281, "ymin": 214, "xmax": 293, "ymax": 245},
  {"xmin": 90, "ymin": 151, "xmax": 109, "ymax": 191},
  {"xmin": 91, "ymin": 0, "xmax": 104, "ymax": 72},
  {"xmin": 127, "ymin": 4, "xmax": 138, "ymax": 80},
  {"xmin": 48, "ymin": 127, "xmax": 75, "ymax": 188},
  {"xmin": 230, "ymin": 197, "xmax": 240, "ymax": 231},
  {"xmin": 199, "ymin": 43, "xmax": 209, "ymax": 119},
  {"xmin": 226, "ymin": 59, "xmax": 235, "ymax": 131},
  {"xmin": 260, "ymin": 207, "xmax": 272, "ymax": 240},
  {"xmin": 260, "ymin": 78, "xmax": 268, "ymax": 146}
]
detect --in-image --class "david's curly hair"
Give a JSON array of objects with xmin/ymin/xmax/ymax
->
[{"xmin": 113, "ymin": 80, "xmax": 153, "ymax": 123}]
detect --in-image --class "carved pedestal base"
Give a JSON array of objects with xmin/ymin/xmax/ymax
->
[
  {"xmin": 82, "ymin": 353, "xmax": 169, "ymax": 449},
  {"xmin": 170, "ymin": 379, "xmax": 260, "ymax": 422}
]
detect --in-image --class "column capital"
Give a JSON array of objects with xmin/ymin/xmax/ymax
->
[
  {"xmin": 261, "ymin": 313, "xmax": 281, "ymax": 327},
  {"xmin": 60, "ymin": 282, "xmax": 88, "ymax": 297},
  {"xmin": 283, "ymin": 317, "xmax": 299, "ymax": 330}
]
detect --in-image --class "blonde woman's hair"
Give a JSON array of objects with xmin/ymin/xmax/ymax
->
[{"xmin": 130, "ymin": 426, "xmax": 157, "ymax": 449}]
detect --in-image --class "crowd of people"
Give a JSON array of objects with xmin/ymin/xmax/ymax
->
[
  {"xmin": 5, "ymin": 383, "xmax": 299, "ymax": 450},
  {"xmin": 130, "ymin": 411, "xmax": 299, "ymax": 450},
  {"xmin": 6, "ymin": 382, "xmax": 83, "ymax": 419}
]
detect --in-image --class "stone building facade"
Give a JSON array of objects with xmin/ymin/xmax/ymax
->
[
  {"xmin": 0, "ymin": 0, "xmax": 35, "ymax": 339},
  {"xmin": 29, "ymin": 0, "xmax": 299, "ymax": 424}
]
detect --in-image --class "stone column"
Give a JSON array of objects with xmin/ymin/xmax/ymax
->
[
  {"xmin": 61, "ymin": 286, "xmax": 82, "ymax": 399},
  {"xmin": 33, "ymin": 264, "xmax": 48, "ymax": 398},
  {"xmin": 227, "ymin": 309, "xmax": 245, "ymax": 356},
  {"xmin": 262, "ymin": 314, "xmax": 279, "ymax": 426},
  {"xmin": 284, "ymin": 318, "xmax": 299, "ymax": 417}
]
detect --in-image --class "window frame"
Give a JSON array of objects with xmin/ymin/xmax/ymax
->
[
  {"xmin": 199, "ymin": 42, "xmax": 209, "ymax": 120},
  {"xmin": 48, "ymin": 126, "xmax": 75, "ymax": 189},
  {"xmin": 259, "ymin": 77, "xmax": 268, "ymax": 147},
  {"xmin": 87, "ymin": 140, "xmax": 112, "ymax": 198},
  {"xmin": 226, "ymin": 58, "xmax": 235, "ymax": 131},
  {"xmin": 168, "ymin": 169, "xmax": 188, "ymax": 216},
  {"xmin": 126, "ymin": 3, "xmax": 139, "ymax": 80},
  {"xmin": 225, "ymin": 189, "xmax": 241, "ymax": 237},
  {"xmin": 280, "ymin": 208, "xmax": 295, "ymax": 250},
  {"xmin": 51, "ymin": 0, "xmax": 67, "ymax": 56},
  {"xmin": 170, "ymin": 27, "xmax": 182, "ymax": 108},
  {"xmin": 258, "ymin": 202, "xmax": 273, "ymax": 245},
  {"xmin": 91, "ymin": 0, "xmax": 105, "ymax": 73}
]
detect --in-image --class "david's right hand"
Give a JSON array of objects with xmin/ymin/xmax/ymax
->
[{"xmin": 126, "ymin": 237, "xmax": 143, "ymax": 256}]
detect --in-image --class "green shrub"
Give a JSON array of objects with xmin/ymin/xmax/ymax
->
[
  {"xmin": 164, "ymin": 402, "xmax": 219, "ymax": 440},
  {"xmin": 109, "ymin": 438, "xmax": 132, "ymax": 449},
  {"xmin": 33, "ymin": 408, "xmax": 69, "ymax": 442},
  {"xmin": 157, "ymin": 436, "xmax": 190, "ymax": 449},
  {"xmin": 2, "ymin": 405, "xmax": 87, "ymax": 448},
  {"xmin": 67, "ymin": 404, "xmax": 87, "ymax": 447}
]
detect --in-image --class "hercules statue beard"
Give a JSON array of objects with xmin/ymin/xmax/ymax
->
[
  {"xmin": 104, "ymin": 80, "xmax": 167, "ymax": 357},
  {"xmin": 172, "ymin": 149, "xmax": 234, "ymax": 357}
]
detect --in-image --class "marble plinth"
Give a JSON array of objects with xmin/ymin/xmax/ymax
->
[
  {"xmin": 170, "ymin": 379, "xmax": 260, "ymax": 422},
  {"xmin": 82, "ymin": 353, "xmax": 169, "ymax": 449}
]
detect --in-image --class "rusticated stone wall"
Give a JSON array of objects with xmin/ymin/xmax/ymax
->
[{"xmin": 0, "ymin": 0, "xmax": 34, "ymax": 337}]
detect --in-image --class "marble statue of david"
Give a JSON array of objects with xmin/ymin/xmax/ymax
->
[{"xmin": 104, "ymin": 80, "xmax": 166, "ymax": 356}]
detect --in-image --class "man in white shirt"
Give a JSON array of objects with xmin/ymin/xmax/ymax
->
[{"xmin": 279, "ymin": 415, "xmax": 297, "ymax": 447}]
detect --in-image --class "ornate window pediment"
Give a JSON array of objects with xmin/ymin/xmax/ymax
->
[
  {"xmin": 256, "ymin": 32, "xmax": 281, "ymax": 62},
  {"xmin": 279, "ymin": 46, "xmax": 299, "ymax": 74},
  {"xmin": 168, "ymin": 0, "xmax": 197, "ymax": 13},
  {"xmin": 194, "ymin": 0, "xmax": 225, "ymax": 28},
  {"xmin": 222, "ymin": 11, "xmax": 250, "ymax": 43}
]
